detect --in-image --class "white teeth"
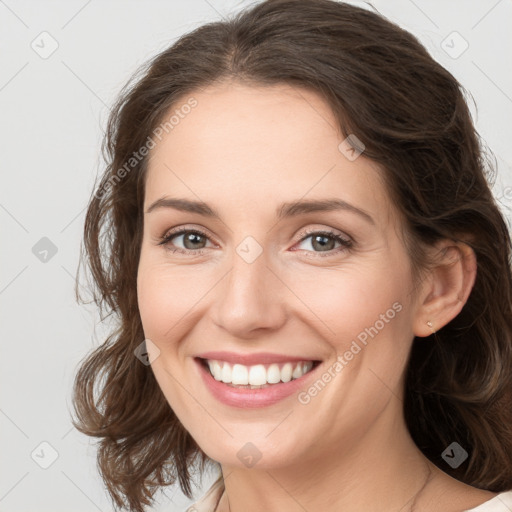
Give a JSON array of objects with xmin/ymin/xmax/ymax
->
[
  {"xmin": 211, "ymin": 361, "xmax": 222, "ymax": 380},
  {"xmin": 248, "ymin": 364, "xmax": 267, "ymax": 386},
  {"xmin": 231, "ymin": 364, "xmax": 249, "ymax": 385},
  {"xmin": 205, "ymin": 359, "xmax": 316, "ymax": 385},
  {"xmin": 281, "ymin": 362, "xmax": 293, "ymax": 383},
  {"xmin": 292, "ymin": 363, "xmax": 303, "ymax": 379},
  {"xmin": 267, "ymin": 364, "xmax": 281, "ymax": 384},
  {"xmin": 221, "ymin": 362, "xmax": 231, "ymax": 383}
]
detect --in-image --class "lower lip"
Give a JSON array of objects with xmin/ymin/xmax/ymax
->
[{"xmin": 195, "ymin": 358, "xmax": 321, "ymax": 409}]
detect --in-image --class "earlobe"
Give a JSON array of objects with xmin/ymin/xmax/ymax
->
[{"xmin": 413, "ymin": 240, "xmax": 477, "ymax": 338}]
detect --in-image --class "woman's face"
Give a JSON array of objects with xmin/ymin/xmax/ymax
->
[{"xmin": 137, "ymin": 81, "xmax": 424, "ymax": 469}]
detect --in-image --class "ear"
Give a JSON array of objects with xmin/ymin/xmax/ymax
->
[{"xmin": 413, "ymin": 239, "xmax": 477, "ymax": 337}]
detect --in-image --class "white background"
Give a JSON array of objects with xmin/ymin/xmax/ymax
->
[{"xmin": 1, "ymin": 1, "xmax": 511, "ymax": 511}]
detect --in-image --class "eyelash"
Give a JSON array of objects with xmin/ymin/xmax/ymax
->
[{"xmin": 158, "ymin": 227, "xmax": 353, "ymax": 258}]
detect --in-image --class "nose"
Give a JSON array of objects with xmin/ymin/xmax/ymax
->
[{"xmin": 210, "ymin": 248, "xmax": 288, "ymax": 338}]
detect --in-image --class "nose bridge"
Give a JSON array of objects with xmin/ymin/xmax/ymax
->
[{"xmin": 211, "ymin": 241, "xmax": 286, "ymax": 335}]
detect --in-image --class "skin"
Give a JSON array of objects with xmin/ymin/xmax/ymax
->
[{"xmin": 136, "ymin": 80, "xmax": 498, "ymax": 511}]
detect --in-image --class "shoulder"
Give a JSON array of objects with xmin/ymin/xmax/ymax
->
[
  {"xmin": 419, "ymin": 467, "xmax": 512, "ymax": 512},
  {"xmin": 462, "ymin": 490, "xmax": 512, "ymax": 511}
]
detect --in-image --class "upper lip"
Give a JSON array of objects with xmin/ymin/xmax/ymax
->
[{"xmin": 196, "ymin": 351, "xmax": 320, "ymax": 366}]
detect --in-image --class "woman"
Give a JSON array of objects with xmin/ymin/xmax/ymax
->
[{"xmin": 72, "ymin": 0, "xmax": 512, "ymax": 510}]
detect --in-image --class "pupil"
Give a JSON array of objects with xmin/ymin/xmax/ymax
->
[
  {"xmin": 313, "ymin": 235, "xmax": 334, "ymax": 251},
  {"xmin": 184, "ymin": 233, "xmax": 205, "ymax": 249}
]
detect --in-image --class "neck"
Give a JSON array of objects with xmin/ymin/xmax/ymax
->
[{"xmin": 216, "ymin": 403, "xmax": 437, "ymax": 512}]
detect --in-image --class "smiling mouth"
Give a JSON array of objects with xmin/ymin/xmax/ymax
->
[{"xmin": 197, "ymin": 357, "xmax": 321, "ymax": 389}]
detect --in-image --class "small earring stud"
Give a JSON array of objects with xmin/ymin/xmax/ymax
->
[{"xmin": 426, "ymin": 320, "xmax": 436, "ymax": 334}]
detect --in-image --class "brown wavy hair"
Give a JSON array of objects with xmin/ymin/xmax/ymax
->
[{"xmin": 71, "ymin": 0, "xmax": 512, "ymax": 510}]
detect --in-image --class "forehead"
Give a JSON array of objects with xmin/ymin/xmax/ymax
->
[{"xmin": 144, "ymin": 81, "xmax": 393, "ymax": 227}]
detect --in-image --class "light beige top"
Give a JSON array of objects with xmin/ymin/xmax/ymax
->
[{"xmin": 186, "ymin": 478, "xmax": 512, "ymax": 512}]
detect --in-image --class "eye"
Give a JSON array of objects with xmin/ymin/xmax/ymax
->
[
  {"xmin": 293, "ymin": 228, "xmax": 353, "ymax": 257},
  {"xmin": 158, "ymin": 226, "xmax": 353, "ymax": 257},
  {"xmin": 158, "ymin": 228, "xmax": 214, "ymax": 255}
]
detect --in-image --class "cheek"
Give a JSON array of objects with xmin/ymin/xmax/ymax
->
[
  {"xmin": 285, "ymin": 262, "xmax": 405, "ymax": 343},
  {"xmin": 285, "ymin": 258, "xmax": 414, "ymax": 394},
  {"xmin": 137, "ymin": 258, "xmax": 179, "ymax": 341},
  {"xmin": 136, "ymin": 258, "xmax": 214, "ymax": 341}
]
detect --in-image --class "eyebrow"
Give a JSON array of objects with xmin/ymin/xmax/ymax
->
[{"xmin": 146, "ymin": 197, "xmax": 375, "ymax": 225}]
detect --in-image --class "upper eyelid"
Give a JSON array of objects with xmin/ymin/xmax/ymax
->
[{"xmin": 161, "ymin": 226, "xmax": 216, "ymax": 244}]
